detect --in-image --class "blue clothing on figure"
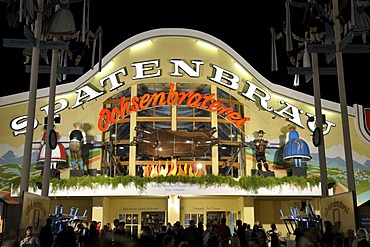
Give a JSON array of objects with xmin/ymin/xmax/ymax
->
[{"xmin": 283, "ymin": 129, "xmax": 311, "ymax": 167}]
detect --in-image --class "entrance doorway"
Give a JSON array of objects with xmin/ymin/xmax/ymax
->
[
  {"xmin": 141, "ymin": 211, "xmax": 165, "ymax": 225},
  {"xmin": 206, "ymin": 211, "xmax": 227, "ymax": 224},
  {"xmin": 184, "ymin": 213, "xmax": 204, "ymax": 228}
]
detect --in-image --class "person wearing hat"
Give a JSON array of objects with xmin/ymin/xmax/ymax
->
[
  {"xmin": 38, "ymin": 124, "xmax": 67, "ymax": 178},
  {"xmin": 68, "ymin": 122, "xmax": 86, "ymax": 170},
  {"xmin": 253, "ymin": 130, "xmax": 270, "ymax": 171}
]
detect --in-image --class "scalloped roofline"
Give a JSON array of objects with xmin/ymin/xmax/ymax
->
[{"xmin": 0, "ymin": 28, "xmax": 354, "ymax": 116}]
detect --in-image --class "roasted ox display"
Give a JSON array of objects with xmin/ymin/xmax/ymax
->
[{"xmin": 133, "ymin": 127, "xmax": 219, "ymax": 158}]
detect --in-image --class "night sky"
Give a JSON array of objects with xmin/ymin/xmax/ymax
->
[{"xmin": 1, "ymin": 1, "xmax": 369, "ymax": 107}]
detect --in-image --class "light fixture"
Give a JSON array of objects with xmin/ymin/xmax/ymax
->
[
  {"xmin": 36, "ymin": 182, "xmax": 42, "ymax": 190},
  {"xmin": 130, "ymin": 40, "xmax": 152, "ymax": 50},
  {"xmin": 327, "ymin": 182, "xmax": 335, "ymax": 196},
  {"xmin": 196, "ymin": 40, "xmax": 218, "ymax": 51},
  {"xmin": 327, "ymin": 182, "xmax": 335, "ymax": 189}
]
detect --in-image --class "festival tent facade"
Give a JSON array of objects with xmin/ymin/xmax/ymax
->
[{"xmin": 0, "ymin": 28, "xmax": 369, "ymax": 237}]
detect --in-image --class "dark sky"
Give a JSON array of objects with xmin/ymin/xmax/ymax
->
[{"xmin": 1, "ymin": 1, "xmax": 369, "ymax": 107}]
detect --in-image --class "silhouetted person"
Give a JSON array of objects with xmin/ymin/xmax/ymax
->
[
  {"xmin": 54, "ymin": 225, "xmax": 77, "ymax": 247},
  {"xmin": 356, "ymin": 228, "xmax": 370, "ymax": 247},
  {"xmin": 39, "ymin": 218, "xmax": 54, "ymax": 247},
  {"xmin": 344, "ymin": 228, "xmax": 356, "ymax": 247},
  {"xmin": 321, "ymin": 220, "xmax": 335, "ymax": 247},
  {"xmin": 84, "ymin": 221, "xmax": 100, "ymax": 247},
  {"xmin": 266, "ymin": 223, "xmax": 282, "ymax": 247},
  {"xmin": 163, "ymin": 234, "xmax": 175, "ymax": 247},
  {"xmin": 216, "ymin": 217, "xmax": 231, "ymax": 244},
  {"xmin": 20, "ymin": 226, "xmax": 40, "ymax": 247},
  {"xmin": 138, "ymin": 225, "xmax": 154, "ymax": 247},
  {"xmin": 182, "ymin": 220, "xmax": 198, "ymax": 246},
  {"xmin": 251, "ymin": 224, "xmax": 268, "ymax": 247},
  {"xmin": 234, "ymin": 219, "xmax": 246, "ymax": 247}
]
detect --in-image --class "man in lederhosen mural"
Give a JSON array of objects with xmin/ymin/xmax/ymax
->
[
  {"xmin": 69, "ymin": 122, "xmax": 86, "ymax": 170},
  {"xmin": 253, "ymin": 130, "xmax": 270, "ymax": 171}
]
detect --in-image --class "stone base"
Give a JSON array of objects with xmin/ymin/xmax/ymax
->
[
  {"xmin": 251, "ymin": 169, "xmax": 275, "ymax": 177},
  {"xmin": 70, "ymin": 169, "xmax": 85, "ymax": 177},
  {"xmin": 287, "ymin": 167, "xmax": 307, "ymax": 177}
]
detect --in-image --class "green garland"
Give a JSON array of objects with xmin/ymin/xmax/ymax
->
[{"xmin": 20, "ymin": 174, "xmax": 330, "ymax": 194}]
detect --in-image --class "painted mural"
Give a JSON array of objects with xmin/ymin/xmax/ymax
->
[{"xmin": 0, "ymin": 29, "xmax": 369, "ymax": 206}]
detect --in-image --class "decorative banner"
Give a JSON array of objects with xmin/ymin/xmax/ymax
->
[
  {"xmin": 98, "ymin": 83, "xmax": 250, "ymax": 131},
  {"xmin": 21, "ymin": 192, "xmax": 50, "ymax": 235},
  {"xmin": 320, "ymin": 191, "xmax": 356, "ymax": 231},
  {"xmin": 358, "ymin": 213, "xmax": 370, "ymax": 230}
]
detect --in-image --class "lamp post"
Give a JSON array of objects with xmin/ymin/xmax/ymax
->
[
  {"xmin": 41, "ymin": 44, "xmax": 59, "ymax": 197},
  {"xmin": 332, "ymin": 0, "xmax": 357, "ymax": 227},
  {"xmin": 311, "ymin": 52, "xmax": 329, "ymax": 198},
  {"xmin": 20, "ymin": 0, "xmax": 44, "ymax": 203},
  {"xmin": 288, "ymin": 0, "xmax": 358, "ymax": 227}
]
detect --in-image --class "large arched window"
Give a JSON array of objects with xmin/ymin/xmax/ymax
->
[{"xmin": 100, "ymin": 83, "xmax": 247, "ymax": 176}]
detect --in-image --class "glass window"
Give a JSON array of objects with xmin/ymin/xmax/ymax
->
[
  {"xmin": 101, "ymin": 83, "xmax": 248, "ymax": 177},
  {"xmin": 141, "ymin": 212, "xmax": 165, "ymax": 225},
  {"xmin": 138, "ymin": 106, "xmax": 171, "ymax": 117},
  {"xmin": 184, "ymin": 213, "xmax": 204, "ymax": 227},
  {"xmin": 177, "ymin": 122, "xmax": 194, "ymax": 131},
  {"xmin": 137, "ymin": 122, "xmax": 153, "ymax": 129},
  {"xmin": 116, "ymin": 144, "xmax": 129, "ymax": 161},
  {"xmin": 154, "ymin": 106, "xmax": 171, "ymax": 117},
  {"xmin": 120, "ymin": 213, "xmax": 139, "ymax": 236},
  {"xmin": 218, "ymin": 123, "xmax": 231, "ymax": 141},
  {"xmin": 178, "ymin": 105, "xmax": 194, "ymax": 117},
  {"xmin": 117, "ymin": 87, "xmax": 131, "ymax": 98},
  {"xmin": 117, "ymin": 122, "xmax": 130, "ymax": 140},
  {"xmin": 217, "ymin": 89, "xmax": 229, "ymax": 99}
]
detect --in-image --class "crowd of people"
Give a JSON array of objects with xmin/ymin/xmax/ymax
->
[
  {"xmin": 11, "ymin": 218, "xmax": 370, "ymax": 247},
  {"xmin": 292, "ymin": 220, "xmax": 370, "ymax": 247}
]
